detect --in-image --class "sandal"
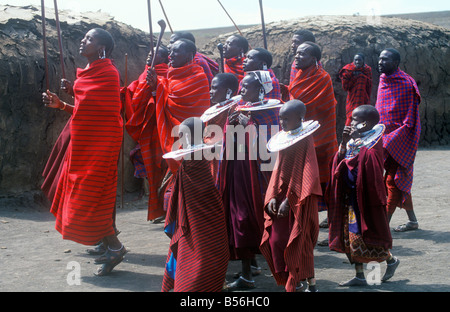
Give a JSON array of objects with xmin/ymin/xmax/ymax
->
[
  {"xmin": 382, "ymin": 257, "xmax": 400, "ymax": 282},
  {"xmin": 86, "ymin": 242, "xmax": 106, "ymax": 256},
  {"xmin": 394, "ymin": 221, "xmax": 418, "ymax": 232},
  {"xmin": 94, "ymin": 246, "xmax": 127, "ymax": 276},
  {"xmin": 95, "ymin": 245, "xmax": 128, "ymax": 264},
  {"xmin": 226, "ymin": 277, "xmax": 255, "ymax": 291}
]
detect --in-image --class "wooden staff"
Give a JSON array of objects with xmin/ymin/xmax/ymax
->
[
  {"xmin": 258, "ymin": 0, "xmax": 268, "ymax": 49},
  {"xmin": 119, "ymin": 53, "xmax": 128, "ymax": 209},
  {"xmin": 151, "ymin": 20, "xmax": 167, "ymax": 69},
  {"xmin": 53, "ymin": 0, "xmax": 66, "ymax": 79},
  {"xmin": 147, "ymin": 0, "xmax": 154, "ymax": 50},
  {"xmin": 217, "ymin": 0, "xmax": 245, "ymax": 37},
  {"xmin": 217, "ymin": 43, "xmax": 224, "ymax": 73},
  {"xmin": 158, "ymin": 0, "xmax": 173, "ymax": 34},
  {"xmin": 41, "ymin": 0, "xmax": 49, "ymax": 90}
]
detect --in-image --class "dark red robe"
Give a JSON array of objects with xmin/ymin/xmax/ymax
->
[
  {"xmin": 260, "ymin": 135, "xmax": 322, "ymax": 291},
  {"xmin": 326, "ymin": 140, "xmax": 392, "ymax": 254},
  {"xmin": 161, "ymin": 159, "xmax": 229, "ymax": 292}
]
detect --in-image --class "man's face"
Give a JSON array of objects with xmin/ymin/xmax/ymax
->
[
  {"xmin": 243, "ymin": 50, "xmax": 262, "ymax": 72},
  {"xmin": 169, "ymin": 41, "xmax": 191, "ymax": 68},
  {"xmin": 291, "ymin": 34, "xmax": 305, "ymax": 54},
  {"xmin": 378, "ymin": 50, "xmax": 397, "ymax": 75},
  {"xmin": 210, "ymin": 77, "xmax": 228, "ymax": 104},
  {"xmin": 294, "ymin": 43, "xmax": 315, "ymax": 70},
  {"xmin": 223, "ymin": 36, "xmax": 242, "ymax": 59},
  {"xmin": 353, "ymin": 54, "xmax": 364, "ymax": 69}
]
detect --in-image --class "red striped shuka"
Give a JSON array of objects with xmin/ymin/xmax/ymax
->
[
  {"xmin": 260, "ymin": 134, "xmax": 322, "ymax": 292},
  {"xmin": 50, "ymin": 58, "xmax": 123, "ymax": 246},
  {"xmin": 289, "ymin": 64, "xmax": 338, "ymax": 184},
  {"xmin": 224, "ymin": 56, "xmax": 245, "ymax": 83},
  {"xmin": 161, "ymin": 159, "xmax": 229, "ymax": 292},
  {"xmin": 125, "ymin": 62, "xmax": 210, "ymax": 220}
]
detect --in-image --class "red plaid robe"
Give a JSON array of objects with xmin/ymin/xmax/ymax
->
[
  {"xmin": 194, "ymin": 52, "xmax": 219, "ymax": 86},
  {"xmin": 339, "ymin": 63, "xmax": 372, "ymax": 125},
  {"xmin": 375, "ymin": 68, "xmax": 421, "ymax": 204}
]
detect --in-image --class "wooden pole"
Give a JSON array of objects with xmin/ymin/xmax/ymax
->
[
  {"xmin": 53, "ymin": 0, "xmax": 66, "ymax": 79},
  {"xmin": 259, "ymin": 0, "xmax": 268, "ymax": 49},
  {"xmin": 41, "ymin": 0, "xmax": 49, "ymax": 90},
  {"xmin": 158, "ymin": 0, "xmax": 173, "ymax": 33},
  {"xmin": 217, "ymin": 0, "xmax": 245, "ymax": 37}
]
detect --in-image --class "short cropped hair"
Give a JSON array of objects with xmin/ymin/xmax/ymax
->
[
  {"xmin": 214, "ymin": 73, "xmax": 239, "ymax": 93},
  {"xmin": 383, "ymin": 48, "xmax": 401, "ymax": 63},
  {"xmin": 92, "ymin": 28, "xmax": 115, "ymax": 58},
  {"xmin": 253, "ymin": 48, "xmax": 273, "ymax": 69},
  {"xmin": 293, "ymin": 29, "xmax": 316, "ymax": 42},
  {"xmin": 303, "ymin": 41, "xmax": 322, "ymax": 62}
]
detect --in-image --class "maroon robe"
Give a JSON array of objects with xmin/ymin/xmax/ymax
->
[{"xmin": 326, "ymin": 140, "xmax": 392, "ymax": 254}]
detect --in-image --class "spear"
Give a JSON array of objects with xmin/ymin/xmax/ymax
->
[
  {"xmin": 216, "ymin": 0, "xmax": 245, "ymax": 37},
  {"xmin": 158, "ymin": 0, "xmax": 173, "ymax": 34},
  {"xmin": 41, "ymin": 0, "xmax": 49, "ymax": 90},
  {"xmin": 53, "ymin": 0, "xmax": 66, "ymax": 79},
  {"xmin": 258, "ymin": 0, "xmax": 268, "ymax": 49}
]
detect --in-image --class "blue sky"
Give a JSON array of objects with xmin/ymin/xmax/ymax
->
[{"xmin": 4, "ymin": 0, "xmax": 449, "ymax": 31}]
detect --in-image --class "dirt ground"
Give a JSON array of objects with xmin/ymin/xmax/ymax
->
[{"xmin": 0, "ymin": 147, "xmax": 449, "ymax": 294}]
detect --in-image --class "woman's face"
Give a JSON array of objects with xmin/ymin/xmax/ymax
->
[{"xmin": 79, "ymin": 29, "xmax": 103, "ymax": 59}]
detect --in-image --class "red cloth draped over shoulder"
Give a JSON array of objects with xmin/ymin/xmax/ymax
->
[
  {"xmin": 41, "ymin": 118, "xmax": 71, "ymax": 203},
  {"xmin": 125, "ymin": 63, "xmax": 210, "ymax": 220},
  {"xmin": 289, "ymin": 65, "xmax": 338, "ymax": 183},
  {"xmin": 325, "ymin": 140, "xmax": 392, "ymax": 253},
  {"xmin": 51, "ymin": 58, "xmax": 123, "ymax": 245},
  {"xmin": 260, "ymin": 135, "xmax": 322, "ymax": 291},
  {"xmin": 224, "ymin": 56, "xmax": 245, "ymax": 83},
  {"xmin": 339, "ymin": 63, "xmax": 372, "ymax": 125},
  {"xmin": 161, "ymin": 159, "xmax": 229, "ymax": 292}
]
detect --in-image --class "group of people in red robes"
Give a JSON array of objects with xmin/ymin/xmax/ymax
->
[{"xmin": 41, "ymin": 25, "xmax": 421, "ymax": 292}]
